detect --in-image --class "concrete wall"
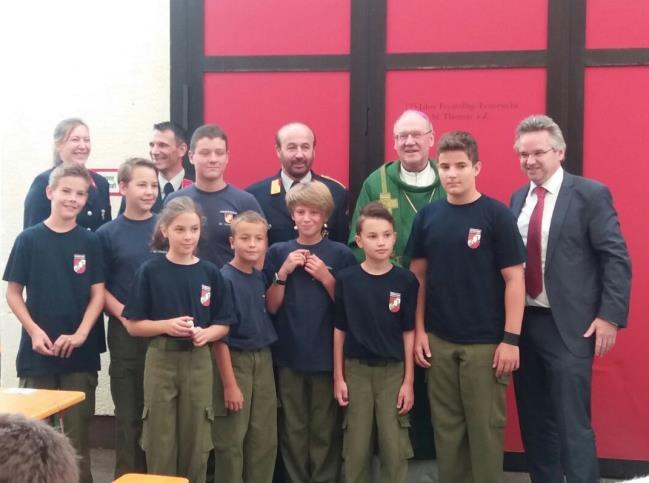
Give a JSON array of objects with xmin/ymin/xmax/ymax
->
[{"xmin": 0, "ymin": 0, "xmax": 170, "ymax": 414}]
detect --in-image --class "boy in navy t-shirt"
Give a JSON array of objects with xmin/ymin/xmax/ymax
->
[
  {"xmin": 265, "ymin": 181, "xmax": 357, "ymax": 483},
  {"xmin": 334, "ymin": 202, "xmax": 418, "ymax": 483},
  {"xmin": 4, "ymin": 163, "xmax": 105, "ymax": 483},
  {"xmin": 96, "ymin": 157, "xmax": 159, "ymax": 477},
  {"xmin": 165, "ymin": 124, "xmax": 263, "ymax": 267},
  {"xmin": 406, "ymin": 131, "xmax": 526, "ymax": 483},
  {"xmin": 212, "ymin": 211, "xmax": 278, "ymax": 483}
]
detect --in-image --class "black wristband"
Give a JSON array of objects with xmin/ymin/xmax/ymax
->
[{"xmin": 502, "ymin": 331, "xmax": 520, "ymax": 346}]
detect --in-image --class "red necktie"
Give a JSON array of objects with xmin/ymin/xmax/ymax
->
[{"xmin": 526, "ymin": 186, "xmax": 547, "ymax": 298}]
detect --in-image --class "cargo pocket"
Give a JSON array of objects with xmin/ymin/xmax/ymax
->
[
  {"xmin": 490, "ymin": 373, "xmax": 510, "ymax": 428},
  {"xmin": 398, "ymin": 414, "xmax": 414, "ymax": 459},
  {"xmin": 140, "ymin": 406, "xmax": 150, "ymax": 452},
  {"xmin": 204, "ymin": 406, "xmax": 215, "ymax": 452}
]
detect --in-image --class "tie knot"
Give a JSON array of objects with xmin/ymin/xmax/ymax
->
[
  {"xmin": 163, "ymin": 182, "xmax": 174, "ymax": 197},
  {"xmin": 534, "ymin": 186, "xmax": 547, "ymax": 199}
]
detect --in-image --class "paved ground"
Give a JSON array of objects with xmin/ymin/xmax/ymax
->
[{"xmin": 91, "ymin": 449, "xmax": 626, "ymax": 483}]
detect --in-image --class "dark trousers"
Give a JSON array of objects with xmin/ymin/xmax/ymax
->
[
  {"xmin": 107, "ymin": 317, "xmax": 148, "ymax": 477},
  {"xmin": 514, "ymin": 307, "xmax": 599, "ymax": 483},
  {"xmin": 277, "ymin": 367, "xmax": 342, "ymax": 483}
]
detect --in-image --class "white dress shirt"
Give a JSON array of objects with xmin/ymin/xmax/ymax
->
[
  {"xmin": 399, "ymin": 162, "xmax": 436, "ymax": 187},
  {"xmin": 281, "ymin": 170, "xmax": 312, "ymax": 192},
  {"xmin": 159, "ymin": 168, "xmax": 186, "ymax": 195},
  {"xmin": 517, "ymin": 167, "xmax": 564, "ymax": 307}
]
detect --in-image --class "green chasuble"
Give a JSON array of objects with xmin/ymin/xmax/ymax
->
[{"xmin": 348, "ymin": 160, "xmax": 445, "ymax": 267}]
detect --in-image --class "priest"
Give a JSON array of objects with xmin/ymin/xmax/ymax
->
[{"xmin": 349, "ymin": 109, "xmax": 444, "ymax": 267}]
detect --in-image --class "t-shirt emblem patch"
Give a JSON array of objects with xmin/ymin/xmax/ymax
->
[
  {"xmin": 200, "ymin": 284, "xmax": 211, "ymax": 307},
  {"xmin": 467, "ymin": 228, "xmax": 482, "ymax": 249},
  {"xmin": 73, "ymin": 254, "xmax": 86, "ymax": 274},
  {"xmin": 389, "ymin": 291, "xmax": 401, "ymax": 313},
  {"xmin": 222, "ymin": 211, "xmax": 236, "ymax": 224}
]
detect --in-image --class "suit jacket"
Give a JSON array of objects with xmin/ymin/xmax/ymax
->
[
  {"xmin": 246, "ymin": 171, "xmax": 349, "ymax": 246},
  {"xmin": 511, "ymin": 171, "xmax": 631, "ymax": 357}
]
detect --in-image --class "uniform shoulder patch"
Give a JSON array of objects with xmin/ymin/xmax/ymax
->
[
  {"xmin": 320, "ymin": 174, "xmax": 346, "ymax": 189},
  {"xmin": 270, "ymin": 178, "xmax": 282, "ymax": 195}
]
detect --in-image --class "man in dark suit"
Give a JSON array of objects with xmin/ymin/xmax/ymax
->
[
  {"xmin": 119, "ymin": 121, "xmax": 193, "ymax": 214},
  {"xmin": 510, "ymin": 114, "xmax": 631, "ymax": 483},
  {"xmin": 247, "ymin": 122, "xmax": 348, "ymax": 245}
]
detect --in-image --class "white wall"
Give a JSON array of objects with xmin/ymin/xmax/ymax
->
[{"xmin": 0, "ymin": 0, "xmax": 170, "ymax": 414}]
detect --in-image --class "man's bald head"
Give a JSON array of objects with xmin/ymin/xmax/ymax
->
[
  {"xmin": 392, "ymin": 110, "xmax": 435, "ymax": 172},
  {"xmin": 393, "ymin": 110, "xmax": 433, "ymax": 135},
  {"xmin": 275, "ymin": 122, "xmax": 316, "ymax": 148}
]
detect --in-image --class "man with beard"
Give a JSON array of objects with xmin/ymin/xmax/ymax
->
[{"xmin": 247, "ymin": 122, "xmax": 348, "ymax": 246}]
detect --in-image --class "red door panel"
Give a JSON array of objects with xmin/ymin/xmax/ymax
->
[
  {"xmin": 204, "ymin": 71, "xmax": 350, "ymax": 189},
  {"xmin": 205, "ymin": 0, "xmax": 350, "ymax": 55},
  {"xmin": 387, "ymin": 0, "xmax": 548, "ymax": 53},
  {"xmin": 586, "ymin": 0, "xmax": 649, "ymax": 49},
  {"xmin": 583, "ymin": 66, "xmax": 649, "ymax": 460}
]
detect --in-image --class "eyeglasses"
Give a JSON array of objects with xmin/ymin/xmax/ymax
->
[
  {"xmin": 518, "ymin": 148, "xmax": 554, "ymax": 161},
  {"xmin": 394, "ymin": 129, "xmax": 432, "ymax": 143}
]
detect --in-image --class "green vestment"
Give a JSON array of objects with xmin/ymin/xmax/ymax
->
[{"xmin": 348, "ymin": 160, "xmax": 445, "ymax": 267}]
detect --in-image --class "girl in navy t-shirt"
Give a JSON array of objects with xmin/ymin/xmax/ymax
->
[{"xmin": 122, "ymin": 196, "xmax": 235, "ymax": 483}]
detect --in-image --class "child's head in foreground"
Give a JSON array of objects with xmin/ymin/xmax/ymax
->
[{"xmin": 0, "ymin": 413, "xmax": 79, "ymax": 483}]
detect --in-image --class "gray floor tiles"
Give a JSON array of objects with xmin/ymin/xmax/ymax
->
[{"xmin": 91, "ymin": 449, "xmax": 626, "ymax": 483}]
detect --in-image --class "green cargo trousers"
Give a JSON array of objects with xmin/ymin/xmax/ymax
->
[
  {"xmin": 212, "ymin": 348, "xmax": 277, "ymax": 483},
  {"xmin": 342, "ymin": 359, "xmax": 413, "ymax": 483},
  {"xmin": 20, "ymin": 371, "xmax": 98, "ymax": 483},
  {"xmin": 141, "ymin": 337, "xmax": 214, "ymax": 483},
  {"xmin": 107, "ymin": 316, "xmax": 148, "ymax": 477},
  {"xmin": 277, "ymin": 367, "xmax": 342, "ymax": 483},
  {"xmin": 426, "ymin": 332, "xmax": 509, "ymax": 483}
]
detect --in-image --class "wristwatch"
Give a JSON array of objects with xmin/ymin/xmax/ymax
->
[{"xmin": 273, "ymin": 272, "xmax": 286, "ymax": 286}]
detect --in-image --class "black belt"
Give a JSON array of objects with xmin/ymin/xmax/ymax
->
[
  {"xmin": 229, "ymin": 346, "xmax": 268, "ymax": 353},
  {"xmin": 525, "ymin": 306, "xmax": 552, "ymax": 316},
  {"xmin": 149, "ymin": 337, "xmax": 195, "ymax": 351},
  {"xmin": 353, "ymin": 358, "xmax": 392, "ymax": 367}
]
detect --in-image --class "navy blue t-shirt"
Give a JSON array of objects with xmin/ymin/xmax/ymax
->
[
  {"xmin": 165, "ymin": 185, "xmax": 263, "ymax": 268},
  {"xmin": 122, "ymin": 256, "xmax": 236, "ymax": 333},
  {"xmin": 335, "ymin": 264, "xmax": 418, "ymax": 361},
  {"xmin": 96, "ymin": 214, "xmax": 158, "ymax": 304},
  {"xmin": 3, "ymin": 223, "xmax": 105, "ymax": 376},
  {"xmin": 265, "ymin": 238, "xmax": 357, "ymax": 371},
  {"xmin": 405, "ymin": 195, "xmax": 526, "ymax": 344},
  {"xmin": 220, "ymin": 263, "xmax": 277, "ymax": 350}
]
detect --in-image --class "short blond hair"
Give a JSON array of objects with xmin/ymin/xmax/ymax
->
[
  {"xmin": 230, "ymin": 210, "xmax": 269, "ymax": 236},
  {"xmin": 285, "ymin": 180, "xmax": 334, "ymax": 220},
  {"xmin": 48, "ymin": 163, "xmax": 92, "ymax": 190}
]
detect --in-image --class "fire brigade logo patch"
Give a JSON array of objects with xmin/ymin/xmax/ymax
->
[
  {"xmin": 200, "ymin": 284, "xmax": 211, "ymax": 307},
  {"xmin": 222, "ymin": 211, "xmax": 236, "ymax": 224},
  {"xmin": 389, "ymin": 291, "xmax": 401, "ymax": 313},
  {"xmin": 73, "ymin": 254, "xmax": 86, "ymax": 274},
  {"xmin": 467, "ymin": 228, "xmax": 482, "ymax": 249}
]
